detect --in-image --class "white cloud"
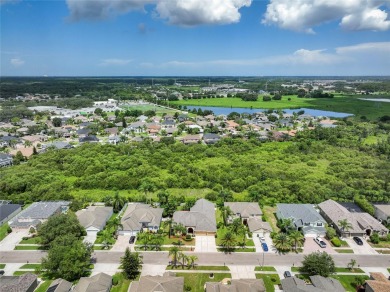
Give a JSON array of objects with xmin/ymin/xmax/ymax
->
[
  {"xmin": 66, "ymin": 0, "xmax": 153, "ymax": 21},
  {"xmin": 154, "ymin": 0, "xmax": 252, "ymax": 26},
  {"xmin": 99, "ymin": 58, "xmax": 132, "ymax": 66},
  {"xmin": 262, "ymin": 0, "xmax": 390, "ymax": 32},
  {"xmin": 336, "ymin": 41, "xmax": 390, "ymax": 54},
  {"xmin": 10, "ymin": 58, "xmax": 25, "ymax": 67}
]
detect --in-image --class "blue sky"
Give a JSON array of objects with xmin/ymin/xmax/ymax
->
[{"xmin": 1, "ymin": 0, "xmax": 390, "ymax": 76}]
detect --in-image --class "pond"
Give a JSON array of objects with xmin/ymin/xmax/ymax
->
[{"xmin": 186, "ymin": 106, "xmax": 353, "ymax": 118}]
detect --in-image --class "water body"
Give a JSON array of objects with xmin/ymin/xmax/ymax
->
[{"xmin": 186, "ymin": 106, "xmax": 353, "ymax": 118}]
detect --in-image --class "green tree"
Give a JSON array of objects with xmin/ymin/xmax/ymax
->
[
  {"xmin": 120, "ymin": 247, "xmax": 142, "ymax": 280},
  {"xmin": 151, "ymin": 233, "xmax": 164, "ymax": 251},
  {"xmin": 220, "ymin": 206, "xmax": 233, "ymax": 227},
  {"xmin": 41, "ymin": 234, "xmax": 92, "ymax": 281},
  {"xmin": 221, "ymin": 231, "xmax": 237, "ymax": 253},
  {"xmin": 289, "ymin": 231, "xmax": 304, "ymax": 252},
  {"xmin": 273, "ymin": 233, "xmax": 291, "ymax": 253},
  {"xmin": 301, "ymin": 251, "xmax": 335, "ymax": 277},
  {"xmin": 52, "ymin": 117, "xmax": 62, "ymax": 127},
  {"xmin": 163, "ymin": 218, "xmax": 174, "ymax": 238},
  {"xmin": 338, "ymin": 219, "xmax": 353, "ymax": 236},
  {"xmin": 112, "ymin": 192, "xmax": 125, "ymax": 213},
  {"xmin": 187, "ymin": 255, "xmax": 198, "ymax": 269},
  {"xmin": 173, "ymin": 223, "xmax": 187, "ymax": 237},
  {"xmin": 106, "ymin": 217, "xmax": 123, "ymax": 235},
  {"xmin": 347, "ymin": 259, "xmax": 357, "ymax": 271},
  {"xmin": 38, "ymin": 212, "xmax": 85, "ymax": 247},
  {"xmin": 325, "ymin": 226, "xmax": 337, "ymax": 240},
  {"xmin": 169, "ymin": 246, "xmax": 180, "ymax": 266}
]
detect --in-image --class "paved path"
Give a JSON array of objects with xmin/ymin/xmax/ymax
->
[
  {"xmin": 228, "ymin": 265, "xmax": 256, "ymax": 279},
  {"xmin": 141, "ymin": 264, "xmax": 167, "ymax": 276},
  {"xmin": 195, "ymin": 236, "xmax": 217, "ymax": 253},
  {"xmin": 2, "ymin": 251, "xmax": 390, "ymax": 268},
  {"xmin": 0, "ymin": 230, "xmax": 29, "ymax": 251},
  {"xmin": 91, "ymin": 263, "xmax": 120, "ymax": 276},
  {"xmin": 344, "ymin": 238, "xmax": 377, "ymax": 255},
  {"xmin": 3, "ymin": 263, "xmax": 23, "ymax": 276}
]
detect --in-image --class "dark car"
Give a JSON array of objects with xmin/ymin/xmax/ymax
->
[
  {"xmin": 284, "ymin": 271, "xmax": 292, "ymax": 278},
  {"xmin": 261, "ymin": 242, "xmax": 269, "ymax": 252},
  {"xmin": 129, "ymin": 236, "xmax": 136, "ymax": 244},
  {"xmin": 0, "ymin": 270, "xmax": 4, "ymax": 275},
  {"xmin": 353, "ymin": 236, "xmax": 363, "ymax": 245}
]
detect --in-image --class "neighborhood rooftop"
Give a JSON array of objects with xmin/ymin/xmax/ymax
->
[{"xmin": 76, "ymin": 206, "xmax": 113, "ymax": 231}]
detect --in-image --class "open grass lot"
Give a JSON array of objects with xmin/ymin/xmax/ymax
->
[
  {"xmin": 262, "ymin": 206, "xmax": 280, "ymax": 233},
  {"xmin": 255, "ymin": 274, "xmax": 281, "ymax": 292},
  {"xmin": 331, "ymin": 275, "xmax": 369, "ymax": 292},
  {"xmin": 176, "ymin": 272, "xmax": 231, "ymax": 292},
  {"xmin": 0, "ymin": 224, "xmax": 10, "ymax": 242},
  {"xmin": 111, "ymin": 273, "xmax": 132, "ymax": 292},
  {"xmin": 172, "ymin": 94, "xmax": 390, "ymax": 120},
  {"xmin": 166, "ymin": 265, "xmax": 230, "ymax": 271},
  {"xmin": 34, "ymin": 281, "xmax": 53, "ymax": 292}
]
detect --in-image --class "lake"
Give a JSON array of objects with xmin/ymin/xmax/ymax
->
[{"xmin": 186, "ymin": 106, "xmax": 353, "ymax": 118}]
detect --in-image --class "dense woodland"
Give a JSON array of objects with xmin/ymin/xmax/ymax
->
[{"xmin": 1, "ymin": 125, "xmax": 389, "ymax": 206}]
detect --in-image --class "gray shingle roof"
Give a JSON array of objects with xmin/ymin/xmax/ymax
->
[
  {"xmin": 173, "ymin": 199, "xmax": 216, "ymax": 233},
  {"xmin": 73, "ymin": 273, "xmax": 112, "ymax": 292},
  {"xmin": 206, "ymin": 279, "xmax": 265, "ymax": 292},
  {"xmin": 0, "ymin": 204, "xmax": 21, "ymax": 222},
  {"xmin": 0, "ymin": 273, "xmax": 37, "ymax": 292},
  {"xmin": 128, "ymin": 274, "xmax": 184, "ymax": 292},
  {"xmin": 121, "ymin": 203, "xmax": 163, "ymax": 232},
  {"xmin": 247, "ymin": 218, "xmax": 272, "ymax": 233},
  {"xmin": 76, "ymin": 206, "xmax": 113, "ymax": 231},
  {"xmin": 224, "ymin": 202, "xmax": 262, "ymax": 218},
  {"xmin": 47, "ymin": 278, "xmax": 72, "ymax": 292},
  {"xmin": 281, "ymin": 276, "xmax": 344, "ymax": 292},
  {"xmin": 276, "ymin": 204, "xmax": 326, "ymax": 227},
  {"xmin": 9, "ymin": 201, "xmax": 69, "ymax": 228}
]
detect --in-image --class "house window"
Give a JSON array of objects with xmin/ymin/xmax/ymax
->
[
  {"xmin": 304, "ymin": 223, "xmax": 310, "ymax": 226},
  {"xmin": 317, "ymin": 223, "xmax": 322, "ymax": 227}
]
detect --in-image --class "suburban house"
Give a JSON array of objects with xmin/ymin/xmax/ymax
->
[
  {"xmin": 276, "ymin": 204, "xmax": 326, "ymax": 237},
  {"xmin": 79, "ymin": 135, "xmax": 99, "ymax": 144},
  {"xmin": 203, "ymin": 133, "xmax": 221, "ymax": 145},
  {"xmin": 173, "ymin": 199, "xmax": 217, "ymax": 235},
  {"xmin": 9, "ymin": 201, "xmax": 70, "ymax": 230},
  {"xmin": 129, "ymin": 272, "xmax": 184, "ymax": 292},
  {"xmin": 0, "ymin": 203, "xmax": 22, "ymax": 226},
  {"xmin": 248, "ymin": 218, "xmax": 273, "ymax": 238},
  {"xmin": 224, "ymin": 202, "xmax": 262, "ymax": 225},
  {"xmin": 373, "ymin": 203, "xmax": 390, "ymax": 225},
  {"xmin": 119, "ymin": 203, "xmax": 163, "ymax": 236},
  {"xmin": 364, "ymin": 272, "xmax": 390, "ymax": 292},
  {"xmin": 46, "ymin": 278, "xmax": 73, "ymax": 292},
  {"xmin": 0, "ymin": 153, "xmax": 13, "ymax": 167},
  {"xmin": 181, "ymin": 134, "xmax": 201, "ymax": 144},
  {"xmin": 206, "ymin": 278, "xmax": 265, "ymax": 292},
  {"xmin": 108, "ymin": 135, "xmax": 120, "ymax": 145},
  {"xmin": 0, "ymin": 273, "xmax": 38, "ymax": 292},
  {"xmin": 73, "ymin": 273, "xmax": 112, "ymax": 292},
  {"xmin": 76, "ymin": 206, "xmax": 113, "ymax": 243},
  {"xmin": 41, "ymin": 141, "xmax": 73, "ymax": 151},
  {"xmin": 281, "ymin": 276, "xmax": 344, "ymax": 292},
  {"xmin": 318, "ymin": 199, "xmax": 388, "ymax": 237},
  {"xmin": 161, "ymin": 119, "xmax": 176, "ymax": 129}
]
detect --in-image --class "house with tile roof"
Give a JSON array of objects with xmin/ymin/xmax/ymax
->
[
  {"xmin": 46, "ymin": 278, "xmax": 73, "ymax": 292},
  {"xmin": 173, "ymin": 198, "xmax": 216, "ymax": 235},
  {"xmin": 318, "ymin": 199, "xmax": 388, "ymax": 237},
  {"xmin": 119, "ymin": 203, "xmax": 163, "ymax": 236},
  {"xmin": 276, "ymin": 204, "xmax": 326, "ymax": 237},
  {"xmin": 364, "ymin": 272, "xmax": 390, "ymax": 292}
]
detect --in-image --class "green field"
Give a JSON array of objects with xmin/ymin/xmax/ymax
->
[
  {"xmin": 176, "ymin": 272, "xmax": 231, "ymax": 292},
  {"xmin": 172, "ymin": 94, "xmax": 390, "ymax": 120}
]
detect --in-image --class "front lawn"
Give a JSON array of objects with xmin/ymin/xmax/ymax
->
[
  {"xmin": 255, "ymin": 274, "xmax": 280, "ymax": 292},
  {"xmin": 162, "ymin": 235, "xmax": 195, "ymax": 246},
  {"xmin": 0, "ymin": 264, "xmax": 5, "ymax": 269},
  {"xmin": 0, "ymin": 224, "xmax": 10, "ymax": 242},
  {"xmin": 19, "ymin": 236, "xmax": 41, "ymax": 244},
  {"xmin": 255, "ymin": 266, "xmax": 276, "ymax": 272},
  {"xmin": 34, "ymin": 280, "xmax": 53, "ymax": 292},
  {"xmin": 110, "ymin": 272, "xmax": 132, "ymax": 292},
  {"xmin": 20, "ymin": 263, "xmax": 41, "ymax": 269},
  {"xmin": 331, "ymin": 275, "xmax": 369, "ymax": 292},
  {"xmin": 14, "ymin": 245, "xmax": 44, "ymax": 250},
  {"xmin": 176, "ymin": 272, "xmax": 231, "ymax": 292},
  {"xmin": 216, "ymin": 227, "xmax": 254, "ymax": 247},
  {"xmin": 166, "ymin": 265, "xmax": 230, "ymax": 271},
  {"xmin": 291, "ymin": 267, "xmax": 364, "ymax": 273}
]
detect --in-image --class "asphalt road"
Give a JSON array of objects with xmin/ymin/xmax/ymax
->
[{"xmin": 2, "ymin": 251, "xmax": 390, "ymax": 268}]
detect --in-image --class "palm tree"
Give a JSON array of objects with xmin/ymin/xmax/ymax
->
[
  {"xmin": 273, "ymin": 233, "xmax": 291, "ymax": 253},
  {"xmin": 106, "ymin": 217, "xmax": 123, "ymax": 235},
  {"xmin": 173, "ymin": 223, "xmax": 186, "ymax": 237},
  {"xmin": 112, "ymin": 192, "xmax": 125, "ymax": 213},
  {"xmin": 169, "ymin": 246, "xmax": 180, "ymax": 267},
  {"xmin": 289, "ymin": 231, "xmax": 304, "ymax": 252},
  {"xmin": 348, "ymin": 259, "xmax": 357, "ymax": 271},
  {"xmin": 187, "ymin": 255, "xmax": 198, "ymax": 269},
  {"xmin": 220, "ymin": 206, "xmax": 233, "ymax": 227},
  {"xmin": 178, "ymin": 252, "xmax": 187, "ymax": 269},
  {"xmin": 138, "ymin": 232, "xmax": 151, "ymax": 251},
  {"xmin": 220, "ymin": 231, "xmax": 237, "ymax": 253},
  {"xmin": 163, "ymin": 218, "xmax": 174, "ymax": 238},
  {"xmin": 278, "ymin": 219, "xmax": 293, "ymax": 233},
  {"xmin": 151, "ymin": 233, "xmax": 164, "ymax": 251},
  {"xmin": 229, "ymin": 218, "xmax": 242, "ymax": 234},
  {"xmin": 100, "ymin": 229, "xmax": 114, "ymax": 250},
  {"xmin": 338, "ymin": 219, "xmax": 353, "ymax": 236}
]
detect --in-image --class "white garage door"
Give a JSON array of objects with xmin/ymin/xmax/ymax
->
[{"xmin": 84, "ymin": 230, "xmax": 98, "ymax": 244}]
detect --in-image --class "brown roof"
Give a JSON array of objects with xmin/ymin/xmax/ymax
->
[{"xmin": 10, "ymin": 147, "xmax": 34, "ymax": 158}]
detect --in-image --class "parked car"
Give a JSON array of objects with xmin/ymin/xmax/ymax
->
[
  {"xmin": 261, "ymin": 242, "xmax": 269, "ymax": 252},
  {"xmin": 0, "ymin": 270, "xmax": 4, "ymax": 275},
  {"xmin": 353, "ymin": 236, "xmax": 363, "ymax": 245},
  {"xmin": 314, "ymin": 237, "xmax": 327, "ymax": 248},
  {"xmin": 259, "ymin": 236, "xmax": 265, "ymax": 242},
  {"xmin": 129, "ymin": 236, "xmax": 136, "ymax": 244},
  {"xmin": 284, "ymin": 271, "xmax": 292, "ymax": 278}
]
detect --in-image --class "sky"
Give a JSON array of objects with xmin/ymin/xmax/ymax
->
[{"xmin": 1, "ymin": 0, "xmax": 390, "ymax": 76}]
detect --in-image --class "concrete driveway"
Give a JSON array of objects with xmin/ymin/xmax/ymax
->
[
  {"xmin": 84, "ymin": 231, "xmax": 97, "ymax": 245},
  {"xmin": 303, "ymin": 237, "xmax": 336, "ymax": 254},
  {"xmin": 91, "ymin": 263, "xmax": 120, "ymax": 276},
  {"xmin": 254, "ymin": 234, "xmax": 274, "ymax": 253},
  {"xmin": 141, "ymin": 264, "xmax": 167, "ymax": 276},
  {"xmin": 111, "ymin": 235, "xmax": 131, "ymax": 252},
  {"xmin": 228, "ymin": 265, "xmax": 256, "ymax": 279},
  {"xmin": 0, "ymin": 229, "xmax": 29, "ymax": 251},
  {"xmin": 344, "ymin": 237, "xmax": 377, "ymax": 254},
  {"xmin": 195, "ymin": 236, "xmax": 217, "ymax": 252}
]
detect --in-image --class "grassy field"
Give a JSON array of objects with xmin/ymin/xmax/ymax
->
[
  {"xmin": 331, "ymin": 275, "xmax": 369, "ymax": 292},
  {"xmin": 34, "ymin": 281, "xmax": 53, "ymax": 292},
  {"xmin": 255, "ymin": 274, "xmax": 280, "ymax": 292},
  {"xmin": 0, "ymin": 224, "xmax": 10, "ymax": 242},
  {"xmin": 172, "ymin": 94, "xmax": 390, "ymax": 120},
  {"xmin": 176, "ymin": 272, "xmax": 231, "ymax": 292}
]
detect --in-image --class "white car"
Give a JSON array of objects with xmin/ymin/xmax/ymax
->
[{"xmin": 314, "ymin": 237, "xmax": 327, "ymax": 248}]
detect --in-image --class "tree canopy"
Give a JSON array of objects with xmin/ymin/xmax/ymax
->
[{"xmin": 301, "ymin": 251, "xmax": 336, "ymax": 277}]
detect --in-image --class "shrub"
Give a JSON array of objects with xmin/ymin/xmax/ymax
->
[
  {"xmin": 263, "ymin": 96, "xmax": 271, "ymax": 102},
  {"xmin": 271, "ymin": 276, "xmax": 277, "ymax": 282},
  {"xmin": 370, "ymin": 233, "xmax": 380, "ymax": 244},
  {"xmin": 261, "ymin": 215, "xmax": 267, "ymax": 222},
  {"xmin": 7, "ymin": 226, "xmax": 12, "ymax": 234},
  {"xmin": 331, "ymin": 237, "xmax": 341, "ymax": 247},
  {"xmin": 184, "ymin": 234, "xmax": 192, "ymax": 241},
  {"xmin": 326, "ymin": 227, "xmax": 336, "ymax": 240},
  {"xmin": 307, "ymin": 161, "xmax": 316, "ymax": 167}
]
